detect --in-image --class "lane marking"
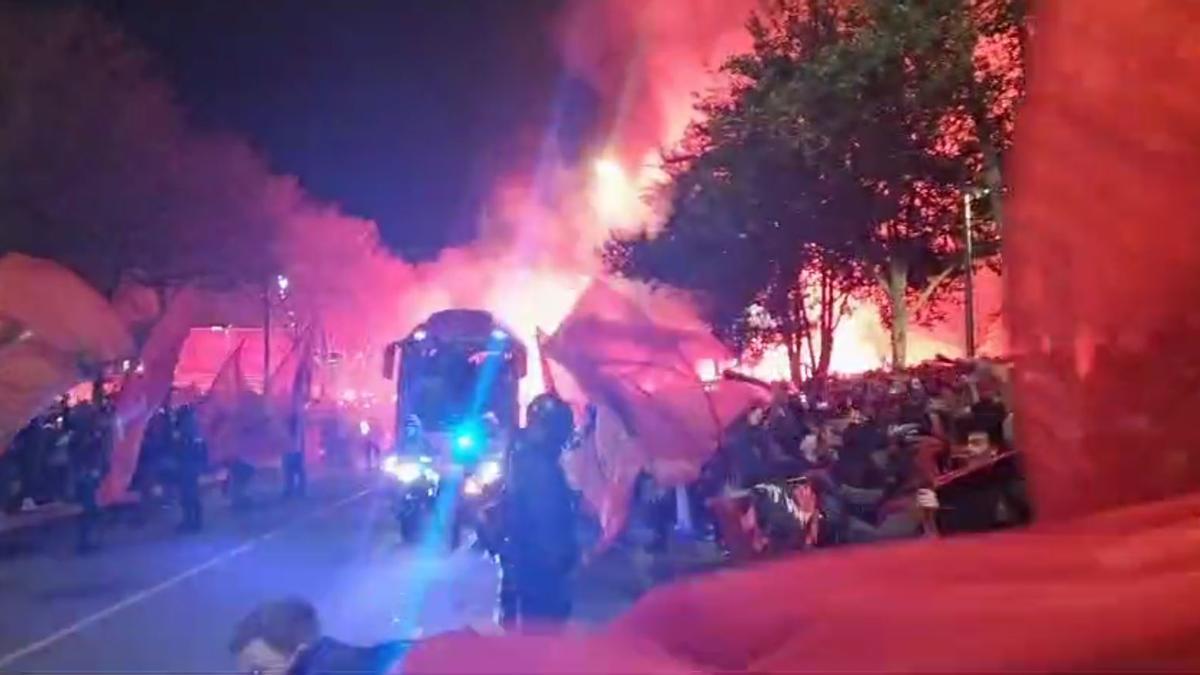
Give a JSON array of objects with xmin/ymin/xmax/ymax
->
[{"xmin": 0, "ymin": 488, "xmax": 372, "ymax": 670}]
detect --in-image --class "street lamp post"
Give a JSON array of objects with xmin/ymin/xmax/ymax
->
[
  {"xmin": 962, "ymin": 190, "xmax": 984, "ymax": 359},
  {"xmin": 263, "ymin": 280, "xmax": 272, "ymax": 395},
  {"xmin": 264, "ymin": 274, "xmax": 289, "ymax": 395}
]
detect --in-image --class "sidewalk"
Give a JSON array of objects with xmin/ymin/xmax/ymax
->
[
  {"xmin": 0, "ymin": 473, "xmax": 228, "ymax": 534},
  {"xmin": 0, "ymin": 463, "xmax": 332, "ymax": 535}
]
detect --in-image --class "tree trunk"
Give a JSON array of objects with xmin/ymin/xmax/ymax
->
[
  {"xmin": 816, "ymin": 267, "xmax": 835, "ymax": 378},
  {"xmin": 793, "ymin": 286, "xmax": 818, "ymax": 380},
  {"xmin": 784, "ymin": 329, "xmax": 803, "ymax": 387},
  {"xmin": 781, "ymin": 305, "xmax": 804, "ymax": 387},
  {"xmin": 885, "ymin": 259, "xmax": 909, "ymax": 369}
]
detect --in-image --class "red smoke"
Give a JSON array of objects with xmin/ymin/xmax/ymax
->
[{"xmin": 259, "ymin": 0, "xmax": 996, "ymax": 419}]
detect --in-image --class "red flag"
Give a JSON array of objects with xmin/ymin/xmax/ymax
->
[
  {"xmin": 534, "ymin": 328, "xmax": 557, "ymax": 395},
  {"xmin": 101, "ymin": 287, "xmax": 202, "ymax": 504},
  {"xmin": 0, "ymin": 255, "xmax": 134, "ymax": 450},
  {"xmin": 544, "ymin": 279, "xmax": 764, "ymax": 541},
  {"xmin": 198, "ymin": 340, "xmax": 284, "ymax": 467}
]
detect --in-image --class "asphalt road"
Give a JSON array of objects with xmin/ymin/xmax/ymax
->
[{"xmin": 0, "ymin": 471, "xmax": 505, "ymax": 674}]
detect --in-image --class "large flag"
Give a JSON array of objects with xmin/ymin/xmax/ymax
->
[
  {"xmin": 101, "ymin": 287, "xmax": 204, "ymax": 504},
  {"xmin": 0, "ymin": 254, "xmax": 133, "ymax": 451},
  {"xmin": 199, "ymin": 340, "xmax": 289, "ymax": 468},
  {"xmin": 544, "ymin": 279, "xmax": 764, "ymax": 542},
  {"xmin": 402, "ymin": 1, "xmax": 1200, "ymax": 671},
  {"xmin": 267, "ymin": 328, "xmax": 313, "ymax": 458}
]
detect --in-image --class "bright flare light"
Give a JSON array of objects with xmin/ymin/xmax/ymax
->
[
  {"xmin": 592, "ymin": 156, "xmax": 638, "ymax": 223},
  {"xmin": 594, "ymin": 157, "xmax": 624, "ymax": 180}
]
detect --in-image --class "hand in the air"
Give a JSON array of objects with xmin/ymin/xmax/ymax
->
[{"xmin": 916, "ymin": 488, "xmax": 939, "ymax": 510}]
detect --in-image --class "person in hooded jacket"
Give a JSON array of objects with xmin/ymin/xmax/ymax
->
[{"xmin": 502, "ymin": 393, "xmax": 579, "ymax": 627}]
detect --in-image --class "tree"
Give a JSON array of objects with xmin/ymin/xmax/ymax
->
[
  {"xmin": 614, "ymin": 0, "xmax": 1024, "ymax": 369},
  {"xmin": 0, "ymin": 4, "xmax": 280, "ymax": 295},
  {"xmin": 606, "ymin": 1, "xmax": 873, "ymax": 383}
]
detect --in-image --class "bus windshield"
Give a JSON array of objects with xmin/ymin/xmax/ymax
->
[{"xmin": 402, "ymin": 345, "xmax": 515, "ymax": 432}]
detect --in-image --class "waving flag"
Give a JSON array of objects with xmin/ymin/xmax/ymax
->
[
  {"xmin": 0, "ymin": 254, "xmax": 133, "ymax": 451},
  {"xmin": 544, "ymin": 279, "xmax": 764, "ymax": 542},
  {"xmin": 101, "ymin": 287, "xmax": 204, "ymax": 504}
]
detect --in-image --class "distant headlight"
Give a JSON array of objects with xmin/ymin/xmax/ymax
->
[
  {"xmin": 382, "ymin": 456, "xmax": 436, "ymax": 483},
  {"xmin": 463, "ymin": 459, "xmax": 502, "ymax": 497},
  {"xmin": 475, "ymin": 460, "xmax": 502, "ymax": 486},
  {"xmin": 463, "ymin": 478, "xmax": 484, "ymax": 496}
]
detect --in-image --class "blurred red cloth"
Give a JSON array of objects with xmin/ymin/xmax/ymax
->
[
  {"xmin": 545, "ymin": 280, "xmax": 764, "ymax": 543},
  {"xmin": 102, "ymin": 288, "xmax": 203, "ymax": 504},
  {"xmin": 405, "ymin": 1, "xmax": 1200, "ymax": 671},
  {"xmin": 198, "ymin": 341, "xmax": 288, "ymax": 467}
]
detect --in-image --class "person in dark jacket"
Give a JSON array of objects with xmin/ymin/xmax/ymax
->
[
  {"xmin": 282, "ymin": 412, "xmax": 307, "ymax": 499},
  {"xmin": 174, "ymin": 406, "xmax": 206, "ymax": 532},
  {"xmin": 68, "ymin": 405, "xmax": 109, "ymax": 554},
  {"xmin": 503, "ymin": 393, "xmax": 579, "ymax": 627},
  {"xmin": 928, "ymin": 421, "xmax": 1031, "ymax": 535},
  {"xmin": 230, "ymin": 597, "xmax": 407, "ymax": 675}
]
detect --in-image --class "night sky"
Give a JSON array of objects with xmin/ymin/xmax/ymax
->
[{"xmin": 73, "ymin": 0, "xmax": 585, "ymax": 259}]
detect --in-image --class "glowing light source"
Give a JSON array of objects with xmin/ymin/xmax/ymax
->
[
  {"xmin": 382, "ymin": 456, "xmax": 424, "ymax": 483},
  {"xmin": 412, "ymin": 329, "xmax": 428, "ymax": 341},
  {"xmin": 359, "ymin": 420, "xmax": 371, "ymax": 436},
  {"xmin": 594, "ymin": 157, "xmax": 624, "ymax": 180},
  {"xmin": 451, "ymin": 424, "xmax": 484, "ymax": 463},
  {"xmin": 476, "ymin": 460, "xmax": 502, "ymax": 485},
  {"xmin": 455, "ymin": 432, "xmax": 476, "ymax": 451},
  {"xmin": 490, "ymin": 328, "xmax": 508, "ymax": 341},
  {"xmin": 276, "ymin": 275, "xmax": 290, "ymax": 292},
  {"xmin": 591, "ymin": 155, "xmax": 638, "ymax": 223}
]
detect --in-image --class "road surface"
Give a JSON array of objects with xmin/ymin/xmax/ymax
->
[{"xmin": 0, "ymin": 472, "xmax": 511, "ymax": 673}]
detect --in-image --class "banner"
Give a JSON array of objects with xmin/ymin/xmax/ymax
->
[
  {"xmin": 545, "ymin": 279, "xmax": 764, "ymax": 542},
  {"xmin": 0, "ymin": 254, "xmax": 133, "ymax": 451},
  {"xmin": 101, "ymin": 287, "xmax": 204, "ymax": 504},
  {"xmin": 199, "ymin": 340, "xmax": 289, "ymax": 468}
]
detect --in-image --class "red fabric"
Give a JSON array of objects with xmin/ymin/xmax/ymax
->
[
  {"xmin": 545, "ymin": 280, "xmax": 764, "ymax": 541},
  {"xmin": 561, "ymin": 403, "xmax": 641, "ymax": 549},
  {"xmin": 404, "ymin": 2, "xmax": 1200, "ymax": 672},
  {"xmin": 0, "ymin": 255, "xmax": 134, "ymax": 450},
  {"xmin": 198, "ymin": 341, "xmax": 287, "ymax": 467},
  {"xmin": 1006, "ymin": 0, "xmax": 1200, "ymax": 522},
  {"xmin": 101, "ymin": 288, "xmax": 203, "ymax": 504},
  {"xmin": 534, "ymin": 328, "xmax": 558, "ymax": 395}
]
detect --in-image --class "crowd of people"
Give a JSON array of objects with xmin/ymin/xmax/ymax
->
[
  {"xmin": 613, "ymin": 359, "xmax": 1029, "ymax": 561},
  {"xmin": 702, "ymin": 359, "xmax": 1027, "ymax": 555},
  {"xmin": 1, "ymin": 390, "xmax": 116, "ymax": 551},
  {"xmin": 0, "ymin": 382, "xmax": 308, "ymax": 553}
]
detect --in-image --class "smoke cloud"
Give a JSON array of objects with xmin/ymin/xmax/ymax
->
[{"xmin": 267, "ymin": 0, "xmax": 1000, "ymax": 418}]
